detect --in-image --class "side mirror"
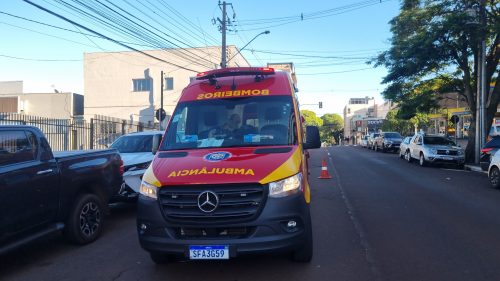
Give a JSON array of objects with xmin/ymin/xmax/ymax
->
[
  {"xmin": 152, "ymin": 134, "xmax": 162, "ymax": 155},
  {"xmin": 303, "ymin": 126, "xmax": 321, "ymax": 149}
]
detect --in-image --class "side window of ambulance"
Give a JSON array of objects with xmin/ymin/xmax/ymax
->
[{"xmin": 173, "ymin": 107, "xmax": 188, "ymax": 141}]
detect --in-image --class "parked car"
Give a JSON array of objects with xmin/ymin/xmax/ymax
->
[
  {"xmin": 109, "ymin": 131, "xmax": 164, "ymax": 202},
  {"xmin": 368, "ymin": 132, "xmax": 380, "ymax": 150},
  {"xmin": 399, "ymin": 136, "xmax": 413, "ymax": 159},
  {"xmin": 481, "ymin": 136, "xmax": 500, "ymax": 171},
  {"xmin": 360, "ymin": 135, "xmax": 369, "ymax": 148},
  {"xmin": 374, "ymin": 132, "xmax": 403, "ymax": 152},
  {"xmin": 405, "ymin": 134, "xmax": 465, "ymax": 168},
  {"xmin": 0, "ymin": 126, "xmax": 123, "ymax": 255},
  {"xmin": 488, "ymin": 149, "xmax": 500, "ymax": 188}
]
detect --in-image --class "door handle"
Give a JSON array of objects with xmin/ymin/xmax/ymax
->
[{"xmin": 37, "ymin": 169, "xmax": 53, "ymax": 175}]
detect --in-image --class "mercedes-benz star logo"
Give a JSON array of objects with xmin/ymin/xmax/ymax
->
[{"xmin": 197, "ymin": 191, "xmax": 219, "ymax": 213}]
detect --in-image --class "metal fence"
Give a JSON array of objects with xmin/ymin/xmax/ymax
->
[{"xmin": 0, "ymin": 113, "xmax": 158, "ymax": 151}]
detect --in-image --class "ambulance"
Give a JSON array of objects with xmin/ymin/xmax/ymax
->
[{"xmin": 137, "ymin": 67, "xmax": 321, "ymax": 263}]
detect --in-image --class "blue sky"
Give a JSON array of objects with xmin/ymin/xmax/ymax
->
[{"xmin": 0, "ymin": 0, "xmax": 401, "ymax": 116}]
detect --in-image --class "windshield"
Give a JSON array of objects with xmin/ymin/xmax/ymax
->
[
  {"xmin": 384, "ymin": 132, "xmax": 402, "ymax": 138},
  {"xmin": 424, "ymin": 136, "xmax": 456, "ymax": 146},
  {"xmin": 110, "ymin": 135, "xmax": 153, "ymax": 153},
  {"xmin": 161, "ymin": 96, "xmax": 295, "ymax": 150}
]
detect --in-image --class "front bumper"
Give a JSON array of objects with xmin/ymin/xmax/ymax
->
[
  {"xmin": 384, "ymin": 143, "xmax": 400, "ymax": 150},
  {"xmin": 426, "ymin": 154, "xmax": 465, "ymax": 165},
  {"xmin": 136, "ymin": 192, "xmax": 311, "ymax": 258}
]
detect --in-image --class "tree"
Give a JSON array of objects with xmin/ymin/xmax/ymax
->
[
  {"xmin": 373, "ymin": 0, "xmax": 500, "ymax": 162},
  {"xmin": 320, "ymin": 113, "xmax": 344, "ymax": 144},
  {"xmin": 301, "ymin": 110, "xmax": 323, "ymax": 127}
]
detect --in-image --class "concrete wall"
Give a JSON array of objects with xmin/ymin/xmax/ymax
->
[
  {"xmin": 83, "ymin": 46, "xmax": 251, "ymax": 125},
  {"xmin": 0, "ymin": 81, "xmax": 23, "ymax": 95},
  {"xmin": 0, "ymin": 92, "xmax": 81, "ymax": 119}
]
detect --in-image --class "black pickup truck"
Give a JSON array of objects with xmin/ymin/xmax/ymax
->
[{"xmin": 0, "ymin": 126, "xmax": 123, "ymax": 254}]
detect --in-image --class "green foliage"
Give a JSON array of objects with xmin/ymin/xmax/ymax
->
[
  {"xmin": 300, "ymin": 110, "xmax": 323, "ymax": 127},
  {"xmin": 383, "ymin": 109, "xmax": 432, "ymax": 136},
  {"xmin": 320, "ymin": 113, "xmax": 343, "ymax": 144},
  {"xmin": 373, "ymin": 0, "xmax": 500, "ymax": 161}
]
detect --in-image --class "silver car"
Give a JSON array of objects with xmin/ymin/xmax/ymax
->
[
  {"xmin": 406, "ymin": 134, "xmax": 465, "ymax": 168},
  {"xmin": 399, "ymin": 136, "xmax": 412, "ymax": 159}
]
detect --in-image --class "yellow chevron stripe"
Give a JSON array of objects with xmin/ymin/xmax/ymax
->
[{"xmin": 259, "ymin": 148, "xmax": 302, "ymax": 184}]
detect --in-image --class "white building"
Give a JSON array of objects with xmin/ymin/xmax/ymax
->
[
  {"xmin": 0, "ymin": 81, "xmax": 83, "ymax": 119},
  {"xmin": 343, "ymin": 97, "xmax": 376, "ymax": 141},
  {"xmin": 83, "ymin": 46, "xmax": 250, "ymax": 127}
]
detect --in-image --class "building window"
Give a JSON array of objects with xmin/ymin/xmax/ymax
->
[
  {"xmin": 165, "ymin": 77, "xmax": 174, "ymax": 90},
  {"xmin": 133, "ymin": 79, "xmax": 151, "ymax": 92}
]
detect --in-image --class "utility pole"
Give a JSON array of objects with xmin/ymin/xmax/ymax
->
[
  {"xmin": 480, "ymin": 0, "xmax": 487, "ymax": 148},
  {"xmin": 219, "ymin": 1, "xmax": 228, "ymax": 68},
  {"xmin": 160, "ymin": 70, "xmax": 164, "ymax": 130}
]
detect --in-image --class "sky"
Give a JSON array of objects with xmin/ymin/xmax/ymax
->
[{"xmin": 0, "ymin": 0, "xmax": 401, "ymax": 117}]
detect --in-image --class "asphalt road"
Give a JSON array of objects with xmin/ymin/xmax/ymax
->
[{"xmin": 1, "ymin": 146, "xmax": 500, "ymax": 281}]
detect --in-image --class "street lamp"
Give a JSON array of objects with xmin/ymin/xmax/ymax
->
[{"xmin": 226, "ymin": 30, "xmax": 270, "ymax": 65}]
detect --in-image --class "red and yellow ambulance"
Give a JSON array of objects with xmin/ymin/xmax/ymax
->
[{"xmin": 137, "ymin": 67, "xmax": 320, "ymax": 263}]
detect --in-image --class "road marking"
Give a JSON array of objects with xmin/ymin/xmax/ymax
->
[{"xmin": 327, "ymin": 153, "xmax": 384, "ymax": 281}]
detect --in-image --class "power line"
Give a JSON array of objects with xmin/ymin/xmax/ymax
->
[
  {"xmin": 248, "ymin": 49, "xmax": 371, "ymax": 60},
  {"xmin": 298, "ymin": 67, "xmax": 373, "ymax": 75},
  {"xmin": 22, "ymin": 0, "xmax": 201, "ymax": 72},
  {"xmin": 235, "ymin": 0, "xmax": 393, "ymax": 31},
  {"xmin": 55, "ymin": 0, "xmax": 218, "ymax": 69},
  {"xmin": 0, "ymin": 54, "xmax": 80, "ymax": 62}
]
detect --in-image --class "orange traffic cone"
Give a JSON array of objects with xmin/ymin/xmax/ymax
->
[{"xmin": 318, "ymin": 159, "xmax": 332, "ymax": 179}]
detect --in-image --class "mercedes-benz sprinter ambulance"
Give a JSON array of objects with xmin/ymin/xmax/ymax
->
[{"xmin": 137, "ymin": 67, "xmax": 320, "ymax": 263}]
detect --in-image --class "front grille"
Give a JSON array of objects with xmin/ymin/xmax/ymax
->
[
  {"xmin": 437, "ymin": 150, "xmax": 458, "ymax": 155},
  {"xmin": 158, "ymin": 183, "xmax": 266, "ymax": 224},
  {"xmin": 172, "ymin": 226, "xmax": 255, "ymax": 239}
]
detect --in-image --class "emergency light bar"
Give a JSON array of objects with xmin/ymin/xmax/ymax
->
[{"xmin": 196, "ymin": 67, "xmax": 275, "ymax": 80}]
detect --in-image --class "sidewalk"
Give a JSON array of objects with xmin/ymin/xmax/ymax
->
[{"xmin": 455, "ymin": 138, "xmax": 488, "ymax": 174}]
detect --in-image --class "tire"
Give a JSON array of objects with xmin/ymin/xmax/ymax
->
[
  {"xmin": 292, "ymin": 220, "xmax": 313, "ymax": 262},
  {"xmin": 489, "ymin": 166, "xmax": 500, "ymax": 189},
  {"xmin": 64, "ymin": 193, "xmax": 104, "ymax": 244},
  {"xmin": 399, "ymin": 149, "xmax": 403, "ymax": 159},
  {"xmin": 419, "ymin": 153, "xmax": 427, "ymax": 167},
  {"xmin": 405, "ymin": 150, "xmax": 412, "ymax": 163}
]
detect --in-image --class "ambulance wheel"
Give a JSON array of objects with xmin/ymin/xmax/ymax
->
[{"xmin": 292, "ymin": 223, "xmax": 313, "ymax": 262}]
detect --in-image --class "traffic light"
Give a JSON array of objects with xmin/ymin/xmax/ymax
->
[{"xmin": 319, "ymin": 101, "xmax": 323, "ymax": 109}]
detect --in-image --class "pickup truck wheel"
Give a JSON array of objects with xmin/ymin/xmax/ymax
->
[
  {"xmin": 65, "ymin": 193, "xmax": 104, "ymax": 244},
  {"xmin": 419, "ymin": 153, "xmax": 427, "ymax": 167},
  {"xmin": 292, "ymin": 222, "xmax": 313, "ymax": 262},
  {"xmin": 489, "ymin": 167, "xmax": 500, "ymax": 189}
]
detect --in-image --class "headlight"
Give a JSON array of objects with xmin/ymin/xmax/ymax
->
[
  {"xmin": 269, "ymin": 173, "xmax": 302, "ymax": 198},
  {"xmin": 430, "ymin": 148, "xmax": 437, "ymax": 154},
  {"xmin": 139, "ymin": 181, "xmax": 158, "ymax": 199},
  {"xmin": 127, "ymin": 162, "xmax": 151, "ymax": 171}
]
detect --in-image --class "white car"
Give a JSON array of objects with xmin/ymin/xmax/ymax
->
[
  {"xmin": 110, "ymin": 130, "xmax": 164, "ymax": 201},
  {"xmin": 488, "ymin": 150, "xmax": 500, "ymax": 189},
  {"xmin": 405, "ymin": 133, "xmax": 465, "ymax": 168}
]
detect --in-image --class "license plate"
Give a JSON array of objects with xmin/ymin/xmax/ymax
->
[
  {"xmin": 442, "ymin": 157, "xmax": 453, "ymax": 161},
  {"xmin": 189, "ymin": 245, "xmax": 229, "ymax": 260}
]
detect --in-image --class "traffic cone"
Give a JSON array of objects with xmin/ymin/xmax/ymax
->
[{"xmin": 318, "ymin": 159, "xmax": 332, "ymax": 179}]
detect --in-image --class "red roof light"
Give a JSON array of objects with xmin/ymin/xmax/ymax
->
[{"xmin": 196, "ymin": 67, "xmax": 275, "ymax": 80}]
